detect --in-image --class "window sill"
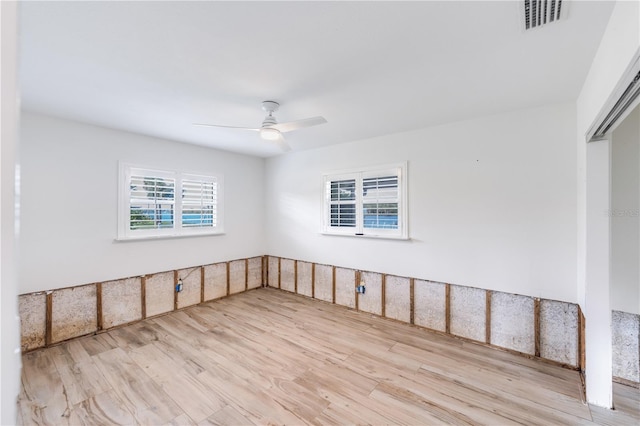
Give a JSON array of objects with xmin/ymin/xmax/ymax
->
[
  {"xmin": 115, "ymin": 231, "xmax": 225, "ymax": 242},
  {"xmin": 320, "ymin": 232, "xmax": 410, "ymax": 241}
]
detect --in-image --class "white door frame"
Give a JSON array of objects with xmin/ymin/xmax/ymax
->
[{"xmin": 585, "ymin": 138, "xmax": 613, "ymax": 408}]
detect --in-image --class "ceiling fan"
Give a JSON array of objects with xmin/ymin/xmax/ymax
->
[{"xmin": 194, "ymin": 101, "xmax": 327, "ymax": 151}]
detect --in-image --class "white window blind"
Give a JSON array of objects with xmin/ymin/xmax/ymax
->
[
  {"xmin": 362, "ymin": 174, "xmax": 399, "ymax": 230},
  {"xmin": 329, "ymin": 178, "xmax": 356, "ymax": 228},
  {"xmin": 181, "ymin": 176, "xmax": 217, "ymax": 228},
  {"xmin": 119, "ymin": 164, "xmax": 223, "ymax": 240},
  {"xmin": 129, "ymin": 174, "xmax": 175, "ymax": 230},
  {"xmin": 322, "ymin": 162, "xmax": 407, "ymax": 239}
]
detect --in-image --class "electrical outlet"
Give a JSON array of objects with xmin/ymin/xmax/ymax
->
[
  {"xmin": 356, "ymin": 285, "xmax": 366, "ymax": 294},
  {"xmin": 175, "ymin": 278, "xmax": 183, "ymax": 293}
]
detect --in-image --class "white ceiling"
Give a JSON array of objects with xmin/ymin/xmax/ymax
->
[{"xmin": 19, "ymin": 1, "xmax": 615, "ymax": 157}]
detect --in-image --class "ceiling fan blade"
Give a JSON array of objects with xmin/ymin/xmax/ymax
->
[
  {"xmin": 273, "ymin": 134, "xmax": 291, "ymax": 152},
  {"xmin": 273, "ymin": 116, "xmax": 327, "ymax": 133},
  {"xmin": 194, "ymin": 123, "xmax": 259, "ymax": 132}
]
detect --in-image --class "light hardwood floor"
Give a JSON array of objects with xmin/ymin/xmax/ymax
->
[{"xmin": 18, "ymin": 287, "xmax": 639, "ymax": 425}]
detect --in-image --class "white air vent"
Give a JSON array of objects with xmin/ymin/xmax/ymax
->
[{"xmin": 524, "ymin": 0, "xmax": 563, "ymax": 30}]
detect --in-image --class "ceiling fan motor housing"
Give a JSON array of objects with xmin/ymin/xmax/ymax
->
[
  {"xmin": 262, "ymin": 100, "xmax": 280, "ymax": 114},
  {"xmin": 261, "ymin": 101, "xmax": 279, "ymax": 128}
]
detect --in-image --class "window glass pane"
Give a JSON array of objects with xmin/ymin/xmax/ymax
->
[
  {"xmin": 330, "ymin": 179, "xmax": 356, "ymax": 201},
  {"xmin": 363, "ymin": 203, "xmax": 398, "ymax": 229},
  {"xmin": 182, "ymin": 179, "xmax": 216, "ymax": 228},
  {"xmin": 363, "ymin": 175, "xmax": 398, "ymax": 229},
  {"xmin": 330, "ymin": 203, "xmax": 356, "ymax": 227},
  {"xmin": 129, "ymin": 175, "xmax": 175, "ymax": 230}
]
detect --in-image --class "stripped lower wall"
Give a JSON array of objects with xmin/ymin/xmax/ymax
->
[
  {"xmin": 266, "ymin": 256, "xmax": 583, "ymax": 369},
  {"xmin": 18, "ymin": 256, "xmax": 264, "ymax": 352},
  {"xmin": 18, "ymin": 255, "xmax": 637, "ymax": 384},
  {"xmin": 612, "ymin": 310, "xmax": 640, "ymax": 384}
]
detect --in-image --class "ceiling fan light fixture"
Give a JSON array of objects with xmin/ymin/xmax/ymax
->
[
  {"xmin": 194, "ymin": 100, "xmax": 326, "ymax": 152},
  {"xmin": 260, "ymin": 127, "xmax": 281, "ymax": 141}
]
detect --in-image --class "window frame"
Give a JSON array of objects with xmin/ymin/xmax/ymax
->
[
  {"xmin": 322, "ymin": 162, "xmax": 408, "ymax": 240},
  {"xmin": 117, "ymin": 163, "xmax": 224, "ymax": 241}
]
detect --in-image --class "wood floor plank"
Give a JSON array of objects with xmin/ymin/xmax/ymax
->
[
  {"xmin": 342, "ymin": 348, "xmax": 422, "ymax": 382},
  {"xmin": 54, "ymin": 339, "xmax": 93, "ymax": 365},
  {"xmin": 128, "ymin": 342, "xmax": 187, "ymax": 383},
  {"xmin": 259, "ymin": 377, "xmax": 331, "ymax": 421},
  {"xmin": 199, "ymin": 405, "xmax": 255, "ymax": 426},
  {"xmin": 18, "ymin": 287, "xmax": 639, "ymax": 426},
  {"xmin": 270, "ymin": 324, "xmax": 355, "ymax": 361},
  {"xmin": 49, "ymin": 357, "xmax": 111, "ymax": 407},
  {"xmin": 19, "ymin": 350, "xmax": 73, "ymax": 424},
  {"xmin": 127, "ymin": 320, "xmax": 171, "ymax": 344},
  {"xmin": 117, "ymin": 378, "xmax": 184, "ymax": 425},
  {"xmin": 92, "ymin": 347, "xmax": 150, "ymax": 387},
  {"xmin": 370, "ymin": 383, "xmax": 481, "ymax": 425},
  {"xmin": 379, "ymin": 374, "xmax": 527, "ymax": 425},
  {"xmin": 164, "ymin": 413, "xmax": 196, "ymax": 426},
  {"xmin": 249, "ymin": 330, "xmax": 330, "ymax": 374},
  {"xmin": 296, "ymin": 366, "xmax": 430, "ymax": 425},
  {"xmin": 196, "ymin": 369, "xmax": 306, "ymax": 425},
  {"xmin": 107, "ymin": 326, "xmax": 153, "ymax": 352},
  {"xmin": 315, "ymin": 400, "xmax": 398, "ymax": 426},
  {"xmin": 78, "ymin": 333, "xmax": 119, "ymax": 357},
  {"xmin": 93, "ymin": 347, "xmax": 183, "ymax": 424},
  {"xmin": 222, "ymin": 341, "xmax": 299, "ymax": 386},
  {"xmin": 66, "ymin": 389, "xmax": 136, "ymax": 425},
  {"xmin": 369, "ymin": 385, "xmax": 473, "ymax": 425},
  {"xmin": 149, "ymin": 334, "xmax": 217, "ymax": 372},
  {"xmin": 157, "ymin": 368, "xmax": 225, "ymax": 424}
]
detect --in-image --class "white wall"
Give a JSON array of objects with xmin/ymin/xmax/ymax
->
[
  {"xmin": 611, "ymin": 105, "xmax": 640, "ymax": 315},
  {"xmin": 266, "ymin": 102, "xmax": 577, "ymax": 302},
  {"xmin": 577, "ymin": 0, "xmax": 640, "ymax": 308},
  {"xmin": 19, "ymin": 112, "xmax": 265, "ymax": 294},
  {"xmin": 1, "ymin": 1, "xmax": 21, "ymax": 423}
]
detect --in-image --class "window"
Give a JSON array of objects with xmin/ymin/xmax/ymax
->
[
  {"xmin": 118, "ymin": 163, "xmax": 223, "ymax": 240},
  {"xmin": 322, "ymin": 162, "xmax": 408, "ymax": 239}
]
